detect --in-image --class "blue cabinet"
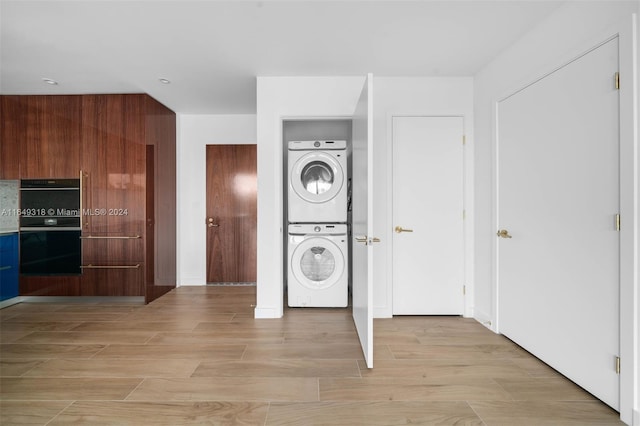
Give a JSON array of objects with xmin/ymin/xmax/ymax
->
[{"xmin": 0, "ymin": 233, "xmax": 19, "ymax": 301}]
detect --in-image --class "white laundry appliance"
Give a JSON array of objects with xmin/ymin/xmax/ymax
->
[
  {"xmin": 287, "ymin": 223, "xmax": 348, "ymax": 307},
  {"xmin": 288, "ymin": 140, "xmax": 348, "ymax": 223}
]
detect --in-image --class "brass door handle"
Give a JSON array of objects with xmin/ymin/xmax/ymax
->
[
  {"xmin": 497, "ymin": 229, "xmax": 512, "ymax": 239},
  {"xmin": 395, "ymin": 226, "xmax": 413, "ymax": 233},
  {"xmin": 355, "ymin": 236, "xmax": 368, "ymax": 244},
  {"xmin": 207, "ymin": 218, "xmax": 219, "ymax": 228},
  {"xmin": 370, "ymin": 237, "xmax": 380, "ymax": 243}
]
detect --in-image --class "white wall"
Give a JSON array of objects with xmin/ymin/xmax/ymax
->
[
  {"xmin": 473, "ymin": 2, "xmax": 639, "ymax": 423},
  {"xmin": 255, "ymin": 76, "xmax": 365, "ymax": 318},
  {"xmin": 254, "ymin": 76, "xmax": 474, "ymax": 319},
  {"xmin": 372, "ymin": 77, "xmax": 474, "ymax": 318},
  {"xmin": 176, "ymin": 114, "xmax": 256, "ymax": 286}
]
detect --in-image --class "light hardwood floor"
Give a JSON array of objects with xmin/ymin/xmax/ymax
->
[{"xmin": 0, "ymin": 286, "xmax": 623, "ymax": 425}]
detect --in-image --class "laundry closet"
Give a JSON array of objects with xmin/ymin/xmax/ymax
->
[{"xmin": 282, "ymin": 120, "xmax": 353, "ymax": 308}]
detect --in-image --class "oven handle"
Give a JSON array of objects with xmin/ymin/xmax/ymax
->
[
  {"xmin": 80, "ymin": 235, "xmax": 141, "ymax": 239},
  {"xmin": 80, "ymin": 264, "xmax": 140, "ymax": 269}
]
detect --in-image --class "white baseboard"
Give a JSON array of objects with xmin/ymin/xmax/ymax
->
[
  {"xmin": 254, "ymin": 307, "xmax": 280, "ymax": 318},
  {"xmin": 374, "ymin": 306, "xmax": 392, "ymax": 318},
  {"xmin": 0, "ymin": 296, "xmax": 144, "ymax": 309},
  {"xmin": 0, "ymin": 296, "xmax": 23, "ymax": 309},
  {"xmin": 473, "ymin": 309, "xmax": 495, "ymax": 332}
]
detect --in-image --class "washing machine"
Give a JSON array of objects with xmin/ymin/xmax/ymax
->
[
  {"xmin": 288, "ymin": 140, "xmax": 348, "ymax": 223},
  {"xmin": 288, "ymin": 223, "xmax": 348, "ymax": 307}
]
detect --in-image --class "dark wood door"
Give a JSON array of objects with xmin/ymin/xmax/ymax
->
[{"xmin": 206, "ymin": 145, "xmax": 257, "ymax": 283}]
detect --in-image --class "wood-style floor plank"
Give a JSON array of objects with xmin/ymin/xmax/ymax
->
[
  {"xmin": 49, "ymin": 401, "xmax": 269, "ymax": 426},
  {"xmin": 12, "ymin": 330, "xmax": 156, "ymax": 345},
  {"xmin": 358, "ymin": 358, "xmax": 530, "ymax": 380},
  {"xmin": 0, "ymin": 401, "xmax": 71, "ymax": 425},
  {"xmin": 0, "ymin": 343, "xmax": 106, "ymax": 359},
  {"xmin": 0, "ymin": 377, "xmax": 142, "ymax": 400},
  {"xmin": 126, "ymin": 377, "xmax": 319, "ymax": 402},
  {"xmin": 0, "ymin": 286, "xmax": 625, "ymax": 425},
  {"xmin": 93, "ymin": 343, "xmax": 246, "ymax": 360},
  {"xmin": 319, "ymin": 377, "xmax": 513, "ymax": 401},
  {"xmin": 469, "ymin": 401, "xmax": 624, "ymax": 425},
  {"xmin": 193, "ymin": 359, "xmax": 360, "ymax": 378},
  {"xmin": 266, "ymin": 401, "xmax": 484, "ymax": 425},
  {"xmin": 23, "ymin": 358, "xmax": 200, "ymax": 378},
  {"xmin": 242, "ymin": 343, "xmax": 364, "ymax": 360}
]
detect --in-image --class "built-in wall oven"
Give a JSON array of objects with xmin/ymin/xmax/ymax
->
[{"xmin": 19, "ymin": 179, "xmax": 81, "ymax": 275}]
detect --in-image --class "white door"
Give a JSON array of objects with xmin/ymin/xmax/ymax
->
[
  {"xmin": 392, "ymin": 116, "xmax": 464, "ymax": 315},
  {"xmin": 352, "ymin": 74, "xmax": 374, "ymax": 368},
  {"xmin": 497, "ymin": 38, "xmax": 619, "ymax": 409}
]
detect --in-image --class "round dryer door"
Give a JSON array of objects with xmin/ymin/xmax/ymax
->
[
  {"xmin": 290, "ymin": 152, "xmax": 344, "ymax": 203},
  {"xmin": 291, "ymin": 237, "xmax": 345, "ymax": 290}
]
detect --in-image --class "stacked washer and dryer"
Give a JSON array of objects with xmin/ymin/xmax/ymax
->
[{"xmin": 287, "ymin": 140, "xmax": 349, "ymax": 307}]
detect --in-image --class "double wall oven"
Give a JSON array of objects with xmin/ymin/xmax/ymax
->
[{"xmin": 19, "ymin": 179, "xmax": 81, "ymax": 275}]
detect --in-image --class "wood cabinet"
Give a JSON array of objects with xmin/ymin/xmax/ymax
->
[
  {"xmin": 0, "ymin": 97, "xmax": 26, "ymax": 180},
  {"xmin": 0, "ymin": 94, "xmax": 176, "ymax": 302},
  {"xmin": 80, "ymin": 95, "xmax": 146, "ymax": 296},
  {"xmin": 0, "ymin": 96, "xmax": 81, "ymax": 179}
]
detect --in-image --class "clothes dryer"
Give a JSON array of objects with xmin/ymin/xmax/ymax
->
[
  {"xmin": 288, "ymin": 223, "xmax": 348, "ymax": 307},
  {"xmin": 288, "ymin": 140, "xmax": 348, "ymax": 223}
]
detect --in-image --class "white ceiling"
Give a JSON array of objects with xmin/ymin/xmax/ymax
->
[{"xmin": 0, "ymin": 0, "xmax": 566, "ymax": 114}]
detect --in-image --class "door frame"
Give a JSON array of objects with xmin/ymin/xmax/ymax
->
[
  {"xmin": 387, "ymin": 113, "xmax": 474, "ymax": 318},
  {"xmin": 491, "ymin": 27, "xmax": 637, "ymax": 422},
  {"xmin": 205, "ymin": 144, "xmax": 257, "ymax": 284}
]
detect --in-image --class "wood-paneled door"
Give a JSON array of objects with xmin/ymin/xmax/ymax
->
[{"xmin": 206, "ymin": 145, "xmax": 257, "ymax": 283}]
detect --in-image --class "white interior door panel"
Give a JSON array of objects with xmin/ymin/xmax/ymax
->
[
  {"xmin": 392, "ymin": 116, "xmax": 464, "ymax": 315},
  {"xmin": 497, "ymin": 38, "xmax": 620, "ymax": 409},
  {"xmin": 352, "ymin": 74, "xmax": 374, "ymax": 368}
]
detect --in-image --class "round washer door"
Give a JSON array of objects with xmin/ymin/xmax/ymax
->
[
  {"xmin": 291, "ymin": 237, "xmax": 345, "ymax": 290},
  {"xmin": 290, "ymin": 152, "xmax": 344, "ymax": 203}
]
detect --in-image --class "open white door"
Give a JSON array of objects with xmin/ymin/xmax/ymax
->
[
  {"xmin": 497, "ymin": 38, "xmax": 620, "ymax": 409},
  {"xmin": 352, "ymin": 74, "xmax": 374, "ymax": 368}
]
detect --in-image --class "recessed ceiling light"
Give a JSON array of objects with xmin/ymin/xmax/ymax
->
[
  {"xmin": 42, "ymin": 78, "xmax": 58, "ymax": 85},
  {"xmin": 158, "ymin": 78, "xmax": 171, "ymax": 84}
]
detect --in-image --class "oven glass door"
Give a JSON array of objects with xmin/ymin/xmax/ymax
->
[{"xmin": 20, "ymin": 230, "xmax": 81, "ymax": 275}]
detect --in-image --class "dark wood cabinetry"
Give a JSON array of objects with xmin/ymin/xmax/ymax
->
[
  {"xmin": 0, "ymin": 96, "xmax": 81, "ymax": 179},
  {"xmin": 1, "ymin": 97, "xmax": 26, "ymax": 180},
  {"xmin": 0, "ymin": 94, "xmax": 176, "ymax": 302},
  {"xmin": 80, "ymin": 95, "xmax": 146, "ymax": 297}
]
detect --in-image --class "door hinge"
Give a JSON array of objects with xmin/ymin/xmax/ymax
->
[
  {"xmin": 463, "ymin": 285, "xmax": 466, "ymax": 295},
  {"xmin": 462, "ymin": 135, "xmax": 466, "ymax": 145},
  {"xmin": 615, "ymin": 72, "xmax": 620, "ymax": 90},
  {"xmin": 615, "ymin": 356, "xmax": 620, "ymax": 374},
  {"xmin": 615, "ymin": 214, "xmax": 621, "ymax": 231}
]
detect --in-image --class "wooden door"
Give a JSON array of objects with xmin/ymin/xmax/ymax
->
[
  {"xmin": 206, "ymin": 145, "xmax": 257, "ymax": 283},
  {"xmin": 497, "ymin": 38, "xmax": 619, "ymax": 408},
  {"xmin": 351, "ymin": 74, "xmax": 374, "ymax": 368},
  {"xmin": 392, "ymin": 116, "xmax": 464, "ymax": 315}
]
